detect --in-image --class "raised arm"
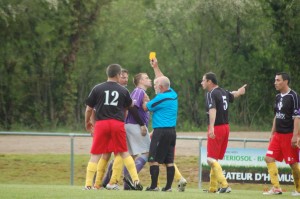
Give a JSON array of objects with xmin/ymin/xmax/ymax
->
[
  {"xmin": 231, "ymin": 84, "xmax": 247, "ymax": 98},
  {"xmin": 150, "ymin": 58, "xmax": 164, "ymax": 78}
]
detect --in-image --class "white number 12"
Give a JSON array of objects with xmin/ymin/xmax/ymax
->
[{"xmin": 104, "ymin": 90, "xmax": 119, "ymax": 106}]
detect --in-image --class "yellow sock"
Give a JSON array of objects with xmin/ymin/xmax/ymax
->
[
  {"xmin": 85, "ymin": 162, "xmax": 97, "ymax": 187},
  {"xmin": 94, "ymin": 158, "xmax": 108, "ymax": 187},
  {"xmin": 267, "ymin": 162, "xmax": 280, "ymax": 188},
  {"xmin": 209, "ymin": 168, "xmax": 218, "ymax": 192},
  {"xmin": 174, "ymin": 164, "xmax": 182, "ymax": 181},
  {"xmin": 109, "ymin": 155, "xmax": 123, "ymax": 184},
  {"xmin": 211, "ymin": 161, "xmax": 228, "ymax": 188},
  {"xmin": 123, "ymin": 156, "xmax": 139, "ymax": 182},
  {"xmin": 291, "ymin": 163, "xmax": 300, "ymax": 192}
]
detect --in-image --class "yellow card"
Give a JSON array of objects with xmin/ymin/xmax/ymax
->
[{"xmin": 149, "ymin": 52, "xmax": 156, "ymax": 60}]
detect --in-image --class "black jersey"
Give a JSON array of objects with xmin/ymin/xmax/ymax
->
[
  {"xmin": 274, "ymin": 89, "xmax": 300, "ymax": 133},
  {"xmin": 205, "ymin": 87, "xmax": 234, "ymax": 126},
  {"xmin": 86, "ymin": 81, "xmax": 132, "ymax": 122}
]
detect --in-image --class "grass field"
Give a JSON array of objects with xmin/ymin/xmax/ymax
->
[
  {"xmin": 0, "ymin": 154, "xmax": 297, "ymax": 198},
  {"xmin": 0, "ymin": 184, "xmax": 298, "ymax": 199}
]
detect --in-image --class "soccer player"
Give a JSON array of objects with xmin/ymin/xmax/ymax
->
[
  {"xmin": 263, "ymin": 72, "xmax": 300, "ymax": 196},
  {"xmin": 144, "ymin": 58, "xmax": 178, "ymax": 192},
  {"xmin": 201, "ymin": 72, "xmax": 246, "ymax": 193},
  {"xmin": 84, "ymin": 64, "xmax": 142, "ymax": 190},
  {"xmin": 122, "ymin": 72, "xmax": 152, "ymax": 190}
]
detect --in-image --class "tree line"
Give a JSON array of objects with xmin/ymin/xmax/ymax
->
[{"xmin": 0, "ymin": 0, "xmax": 299, "ymax": 131}]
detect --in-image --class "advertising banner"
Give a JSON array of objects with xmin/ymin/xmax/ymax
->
[{"xmin": 201, "ymin": 147, "xmax": 294, "ymax": 184}]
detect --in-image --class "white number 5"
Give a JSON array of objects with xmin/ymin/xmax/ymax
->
[{"xmin": 222, "ymin": 96, "xmax": 228, "ymax": 110}]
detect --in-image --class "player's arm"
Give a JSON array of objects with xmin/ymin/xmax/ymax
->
[
  {"xmin": 150, "ymin": 58, "xmax": 164, "ymax": 78},
  {"xmin": 208, "ymin": 108, "xmax": 216, "ymax": 139},
  {"xmin": 85, "ymin": 105, "xmax": 93, "ymax": 133},
  {"xmin": 292, "ymin": 117, "xmax": 300, "ymax": 147},
  {"xmin": 231, "ymin": 84, "xmax": 247, "ymax": 98},
  {"xmin": 269, "ymin": 116, "xmax": 276, "ymax": 141}
]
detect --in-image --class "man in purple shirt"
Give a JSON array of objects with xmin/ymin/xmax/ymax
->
[{"xmin": 122, "ymin": 72, "xmax": 152, "ymax": 190}]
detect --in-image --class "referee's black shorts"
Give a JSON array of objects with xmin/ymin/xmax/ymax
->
[{"xmin": 148, "ymin": 127, "xmax": 176, "ymax": 164}]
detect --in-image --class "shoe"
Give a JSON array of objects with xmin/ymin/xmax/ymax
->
[
  {"xmin": 162, "ymin": 187, "xmax": 172, "ymax": 192},
  {"xmin": 177, "ymin": 177, "xmax": 187, "ymax": 192},
  {"xmin": 263, "ymin": 187, "xmax": 282, "ymax": 195},
  {"xmin": 106, "ymin": 183, "xmax": 120, "ymax": 190},
  {"xmin": 145, "ymin": 186, "xmax": 160, "ymax": 191},
  {"xmin": 123, "ymin": 176, "xmax": 143, "ymax": 191},
  {"xmin": 82, "ymin": 186, "xmax": 92, "ymax": 190},
  {"xmin": 292, "ymin": 191, "xmax": 300, "ymax": 196},
  {"xmin": 133, "ymin": 180, "xmax": 143, "ymax": 191},
  {"xmin": 218, "ymin": 186, "xmax": 231, "ymax": 193},
  {"xmin": 93, "ymin": 184, "xmax": 104, "ymax": 190}
]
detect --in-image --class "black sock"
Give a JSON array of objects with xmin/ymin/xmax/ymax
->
[
  {"xmin": 165, "ymin": 166, "xmax": 175, "ymax": 190},
  {"xmin": 150, "ymin": 165, "xmax": 159, "ymax": 188}
]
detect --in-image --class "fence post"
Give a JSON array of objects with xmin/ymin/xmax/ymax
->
[
  {"xmin": 70, "ymin": 133, "xmax": 75, "ymax": 186},
  {"xmin": 198, "ymin": 138, "xmax": 203, "ymax": 189}
]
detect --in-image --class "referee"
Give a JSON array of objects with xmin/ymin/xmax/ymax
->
[{"xmin": 144, "ymin": 58, "xmax": 178, "ymax": 192}]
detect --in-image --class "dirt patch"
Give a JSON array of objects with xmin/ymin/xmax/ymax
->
[{"xmin": 0, "ymin": 132, "xmax": 270, "ymax": 155}]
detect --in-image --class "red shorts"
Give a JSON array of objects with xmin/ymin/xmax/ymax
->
[
  {"xmin": 266, "ymin": 132, "xmax": 299, "ymax": 164},
  {"xmin": 207, "ymin": 124, "xmax": 229, "ymax": 160},
  {"xmin": 90, "ymin": 119, "xmax": 128, "ymax": 154}
]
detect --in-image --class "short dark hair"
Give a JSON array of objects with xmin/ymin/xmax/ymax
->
[
  {"xmin": 121, "ymin": 69, "xmax": 128, "ymax": 74},
  {"xmin": 204, "ymin": 72, "xmax": 218, "ymax": 85},
  {"xmin": 106, "ymin": 64, "xmax": 122, "ymax": 78},
  {"xmin": 133, "ymin": 73, "xmax": 146, "ymax": 86},
  {"xmin": 276, "ymin": 72, "xmax": 290, "ymax": 85}
]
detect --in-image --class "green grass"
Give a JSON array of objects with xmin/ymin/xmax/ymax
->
[
  {"xmin": 0, "ymin": 154, "xmax": 297, "ymax": 198},
  {"xmin": 0, "ymin": 184, "xmax": 298, "ymax": 199}
]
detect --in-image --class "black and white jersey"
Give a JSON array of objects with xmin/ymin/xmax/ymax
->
[
  {"xmin": 86, "ymin": 81, "xmax": 132, "ymax": 122},
  {"xmin": 274, "ymin": 89, "xmax": 300, "ymax": 133},
  {"xmin": 205, "ymin": 87, "xmax": 234, "ymax": 126}
]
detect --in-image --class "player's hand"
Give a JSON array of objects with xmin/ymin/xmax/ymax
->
[
  {"xmin": 238, "ymin": 84, "xmax": 247, "ymax": 95},
  {"xmin": 296, "ymin": 137, "xmax": 300, "ymax": 149},
  {"xmin": 86, "ymin": 121, "xmax": 93, "ymax": 134},
  {"xmin": 208, "ymin": 128, "xmax": 215, "ymax": 139},
  {"xmin": 291, "ymin": 134, "xmax": 298, "ymax": 148},
  {"xmin": 141, "ymin": 125, "xmax": 147, "ymax": 136},
  {"xmin": 150, "ymin": 58, "xmax": 158, "ymax": 68}
]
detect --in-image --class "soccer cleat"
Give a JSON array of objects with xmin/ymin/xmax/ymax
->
[
  {"xmin": 93, "ymin": 184, "xmax": 104, "ymax": 190},
  {"xmin": 123, "ymin": 176, "xmax": 143, "ymax": 191},
  {"xmin": 106, "ymin": 183, "xmax": 120, "ymax": 190},
  {"xmin": 177, "ymin": 177, "xmax": 187, "ymax": 192},
  {"xmin": 133, "ymin": 180, "xmax": 143, "ymax": 191},
  {"xmin": 292, "ymin": 191, "xmax": 300, "ymax": 196},
  {"xmin": 218, "ymin": 186, "xmax": 231, "ymax": 193},
  {"xmin": 262, "ymin": 187, "xmax": 282, "ymax": 195},
  {"xmin": 145, "ymin": 186, "xmax": 160, "ymax": 191},
  {"xmin": 82, "ymin": 186, "xmax": 92, "ymax": 190},
  {"xmin": 162, "ymin": 187, "xmax": 172, "ymax": 192}
]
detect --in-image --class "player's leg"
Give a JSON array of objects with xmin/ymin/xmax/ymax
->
[
  {"xmin": 93, "ymin": 153, "xmax": 110, "ymax": 189},
  {"xmin": 84, "ymin": 154, "xmax": 101, "ymax": 189},
  {"xmin": 263, "ymin": 133, "xmax": 282, "ymax": 195},
  {"xmin": 84, "ymin": 120, "xmax": 109, "ymax": 190}
]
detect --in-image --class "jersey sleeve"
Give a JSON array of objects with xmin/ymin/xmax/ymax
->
[
  {"xmin": 85, "ymin": 86, "xmax": 97, "ymax": 108},
  {"xmin": 227, "ymin": 90, "xmax": 234, "ymax": 103},
  {"xmin": 124, "ymin": 89, "xmax": 133, "ymax": 108},
  {"xmin": 206, "ymin": 92, "xmax": 216, "ymax": 109},
  {"xmin": 293, "ymin": 93, "xmax": 300, "ymax": 118},
  {"xmin": 131, "ymin": 88, "xmax": 144, "ymax": 108}
]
